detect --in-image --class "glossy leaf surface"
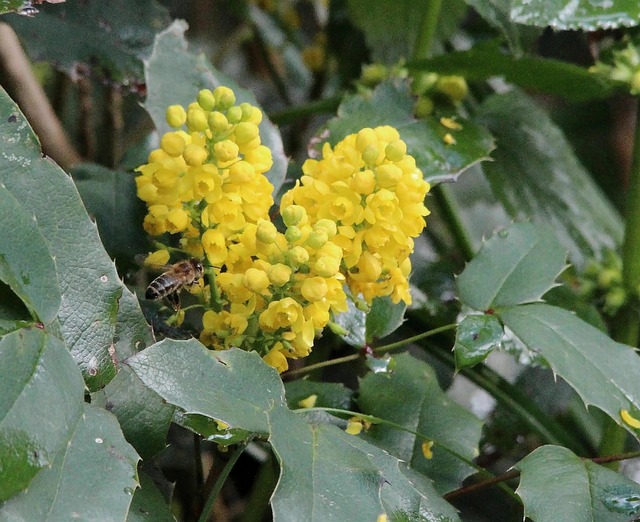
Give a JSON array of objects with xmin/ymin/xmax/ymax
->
[
  {"xmin": 457, "ymin": 222, "xmax": 567, "ymax": 311},
  {"xmin": 516, "ymin": 445, "xmax": 640, "ymax": 521}
]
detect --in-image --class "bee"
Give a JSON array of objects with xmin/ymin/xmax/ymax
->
[{"xmin": 145, "ymin": 259, "xmax": 204, "ymax": 311}]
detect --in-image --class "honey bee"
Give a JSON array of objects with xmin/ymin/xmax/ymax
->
[{"xmin": 145, "ymin": 259, "xmax": 204, "ymax": 311}]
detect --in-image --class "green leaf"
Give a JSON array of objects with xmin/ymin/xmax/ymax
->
[
  {"xmin": 72, "ymin": 163, "xmax": 148, "ymax": 268},
  {"xmin": 461, "ymin": 0, "xmax": 522, "ymax": 50},
  {"xmin": 477, "ymin": 89, "xmax": 624, "ymax": 269},
  {"xmin": 454, "ymin": 314, "xmax": 504, "ymax": 368},
  {"xmin": 409, "ymin": 40, "xmax": 623, "ymax": 102},
  {"xmin": 126, "ymin": 340, "xmax": 285, "ymax": 435},
  {"xmin": 499, "ymin": 303, "xmax": 640, "ymax": 436},
  {"xmin": 143, "ymin": 21, "xmax": 287, "ymax": 193},
  {"xmin": 285, "ymin": 380, "xmax": 354, "ymax": 410},
  {"xmin": 365, "ymin": 296, "xmax": 406, "ymax": 343},
  {"xmin": 268, "ymin": 406, "xmax": 460, "ymax": 522},
  {"xmin": 457, "ymin": 222, "xmax": 567, "ymax": 311},
  {"xmin": 113, "ymin": 287, "xmax": 154, "ymax": 361},
  {"xmin": 510, "ymin": 0, "xmax": 640, "ymax": 31},
  {"xmin": 0, "ymin": 87, "xmax": 124, "ymax": 389},
  {"xmin": 516, "ymin": 445, "xmax": 640, "ymax": 521},
  {"xmin": 0, "ymin": 404, "xmax": 139, "ymax": 520},
  {"xmin": 327, "ymin": 81, "xmax": 496, "ymax": 184},
  {"xmin": 332, "ymin": 297, "xmax": 367, "ymax": 348},
  {"xmin": 358, "ymin": 353, "xmax": 483, "ymax": 494},
  {"xmin": 248, "ymin": 5, "xmax": 313, "ymax": 93},
  {"xmin": 127, "ymin": 472, "xmax": 176, "ymax": 522},
  {"xmin": 6, "ymin": 0, "xmax": 170, "ymax": 83},
  {"xmin": 0, "ymin": 184, "xmax": 60, "ymax": 324},
  {"xmin": 0, "ymin": 328, "xmax": 84, "ymax": 501},
  {"xmin": 347, "ymin": 0, "xmax": 469, "ymax": 63},
  {"xmin": 96, "ymin": 367, "xmax": 174, "ymax": 460}
]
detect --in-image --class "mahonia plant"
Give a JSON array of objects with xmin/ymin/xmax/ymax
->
[{"xmin": 135, "ymin": 87, "xmax": 430, "ymax": 372}]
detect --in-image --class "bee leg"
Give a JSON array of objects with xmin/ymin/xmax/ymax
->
[{"xmin": 166, "ymin": 292, "xmax": 181, "ymax": 312}]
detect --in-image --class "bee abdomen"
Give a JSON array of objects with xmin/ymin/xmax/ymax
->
[{"xmin": 146, "ymin": 277, "xmax": 180, "ymax": 300}]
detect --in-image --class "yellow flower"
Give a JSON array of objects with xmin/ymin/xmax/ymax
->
[
  {"xmin": 259, "ymin": 297, "xmax": 304, "ymax": 331},
  {"xmin": 263, "ymin": 344, "xmax": 289, "ymax": 373},
  {"xmin": 202, "ymin": 228, "xmax": 227, "ymax": 266}
]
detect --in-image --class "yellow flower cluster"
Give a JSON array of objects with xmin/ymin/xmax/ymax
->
[
  {"xmin": 200, "ymin": 204, "xmax": 349, "ymax": 373},
  {"xmin": 135, "ymin": 85, "xmax": 274, "ymax": 258},
  {"xmin": 281, "ymin": 126, "xmax": 430, "ymax": 304},
  {"xmin": 135, "ymin": 89, "xmax": 429, "ymax": 373}
]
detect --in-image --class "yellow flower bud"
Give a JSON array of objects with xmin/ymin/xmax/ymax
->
[
  {"xmin": 314, "ymin": 219, "xmax": 337, "ymax": 238},
  {"xmin": 355, "ymin": 128, "xmax": 378, "ymax": 152},
  {"xmin": 415, "ymin": 96, "xmax": 434, "ymax": 118},
  {"xmin": 313, "ymin": 255, "xmax": 340, "ymax": 277},
  {"xmin": 226, "ymin": 106, "xmax": 243, "ymax": 124},
  {"xmin": 361, "ymin": 63, "xmax": 388, "ymax": 86},
  {"xmin": 288, "ymin": 245, "xmax": 309, "ymax": 266},
  {"xmin": 282, "ymin": 205, "xmax": 307, "ymax": 227},
  {"xmin": 256, "ymin": 220, "xmax": 278, "ymax": 243},
  {"xmin": 306, "ymin": 230, "xmax": 328, "ymax": 250},
  {"xmin": 187, "ymin": 107, "xmax": 209, "ymax": 132},
  {"xmin": 214, "ymin": 140, "xmax": 239, "ymax": 163},
  {"xmin": 361, "ymin": 145, "xmax": 379, "ymax": 166},
  {"xmin": 239, "ymin": 102, "xmax": 254, "ymax": 121},
  {"xmin": 243, "ymin": 267, "xmax": 271, "ymax": 294},
  {"xmin": 285, "ymin": 225, "xmax": 303, "ymax": 243},
  {"xmin": 269, "ymin": 263, "xmax": 292, "ymax": 286},
  {"xmin": 385, "ymin": 140, "xmax": 407, "ymax": 161},
  {"xmin": 234, "ymin": 122, "xmax": 259, "ymax": 144},
  {"xmin": 197, "ymin": 89, "xmax": 216, "ymax": 111},
  {"xmin": 214, "ymin": 86, "xmax": 236, "ymax": 109},
  {"xmin": 228, "ymin": 161, "xmax": 255, "ymax": 184},
  {"xmin": 160, "ymin": 132, "xmax": 186, "ymax": 157},
  {"xmin": 166, "ymin": 105, "xmax": 187, "ymax": 128},
  {"xmin": 301, "ymin": 276, "xmax": 328, "ymax": 302},
  {"xmin": 183, "ymin": 143, "xmax": 208, "ymax": 167},
  {"xmin": 435, "ymin": 75, "xmax": 468, "ymax": 102},
  {"xmin": 208, "ymin": 111, "xmax": 229, "ymax": 132}
]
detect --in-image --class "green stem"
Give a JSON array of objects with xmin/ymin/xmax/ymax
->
[
  {"xmin": 268, "ymin": 96, "xmax": 342, "ymax": 125},
  {"xmin": 621, "ymin": 101, "xmax": 640, "ymax": 296},
  {"xmin": 372, "ymin": 323, "xmax": 457, "ymax": 353},
  {"xmin": 198, "ymin": 444, "xmax": 246, "ymax": 522},
  {"xmin": 194, "ymin": 434, "xmax": 204, "ymax": 511},
  {"xmin": 599, "ymin": 101, "xmax": 640, "ymax": 463},
  {"xmin": 432, "ymin": 184, "xmax": 476, "ymax": 262},
  {"xmin": 412, "ymin": 0, "xmax": 444, "ymax": 60},
  {"xmin": 283, "ymin": 323, "xmax": 457, "ymax": 378}
]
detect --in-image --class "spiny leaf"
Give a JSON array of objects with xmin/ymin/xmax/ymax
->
[{"xmin": 457, "ymin": 222, "xmax": 567, "ymax": 311}]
